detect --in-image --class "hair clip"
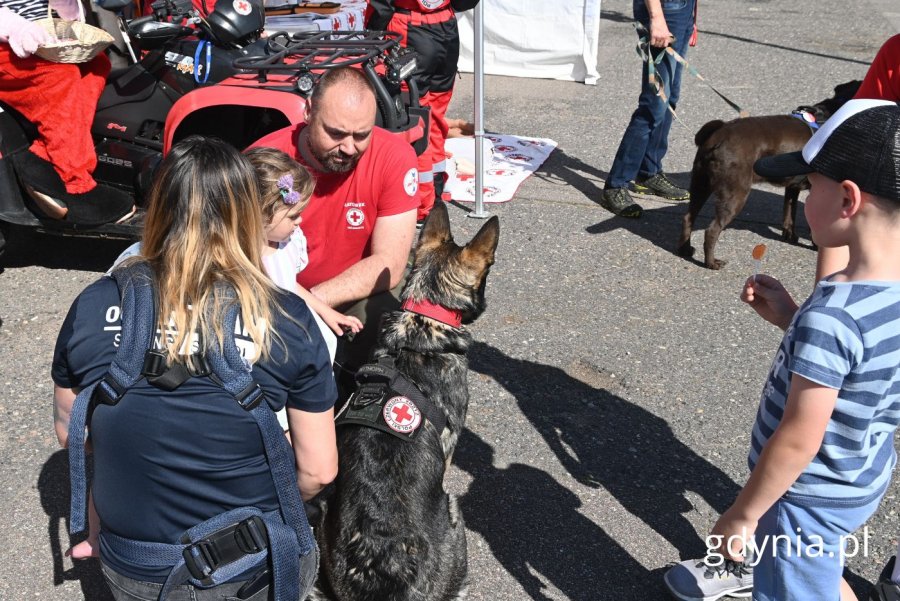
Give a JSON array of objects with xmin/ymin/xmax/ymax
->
[{"xmin": 277, "ymin": 174, "xmax": 302, "ymax": 205}]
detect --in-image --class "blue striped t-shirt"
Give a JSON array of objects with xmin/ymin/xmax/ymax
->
[{"xmin": 749, "ymin": 278, "xmax": 900, "ymax": 501}]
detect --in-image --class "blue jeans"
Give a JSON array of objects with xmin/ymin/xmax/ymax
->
[
  {"xmin": 101, "ymin": 545, "xmax": 318, "ymax": 601},
  {"xmin": 606, "ymin": 0, "xmax": 696, "ymax": 189},
  {"xmin": 101, "ymin": 563, "xmax": 269, "ymax": 601}
]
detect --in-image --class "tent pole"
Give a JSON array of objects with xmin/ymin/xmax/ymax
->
[{"xmin": 467, "ymin": 0, "xmax": 489, "ymax": 219}]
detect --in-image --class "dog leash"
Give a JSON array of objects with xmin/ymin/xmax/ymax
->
[{"xmin": 634, "ymin": 22, "xmax": 749, "ymax": 127}]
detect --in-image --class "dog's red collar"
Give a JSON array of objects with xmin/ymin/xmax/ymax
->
[{"xmin": 401, "ymin": 298, "xmax": 462, "ymax": 328}]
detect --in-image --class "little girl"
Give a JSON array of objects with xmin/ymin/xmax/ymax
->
[{"xmin": 245, "ymin": 146, "xmax": 362, "ymax": 360}]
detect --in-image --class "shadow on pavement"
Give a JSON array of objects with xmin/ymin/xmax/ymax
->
[
  {"xmin": 468, "ymin": 342, "xmax": 740, "ymax": 565},
  {"xmin": 844, "ymin": 567, "xmax": 876, "ymax": 601},
  {"xmin": 38, "ymin": 450, "xmax": 113, "ymax": 601},
  {"xmin": 456, "ymin": 428, "xmax": 654, "ymax": 600},
  {"xmin": 602, "ymin": 9, "xmax": 871, "ymax": 66},
  {"xmin": 584, "ymin": 191, "xmax": 815, "ymax": 265},
  {"xmin": 0, "ymin": 225, "xmax": 133, "ymax": 272}
]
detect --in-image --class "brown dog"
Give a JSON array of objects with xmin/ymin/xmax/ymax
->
[{"xmin": 676, "ymin": 81, "xmax": 860, "ymax": 269}]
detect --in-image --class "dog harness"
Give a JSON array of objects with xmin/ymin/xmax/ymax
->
[
  {"xmin": 67, "ymin": 262, "xmax": 315, "ymax": 601},
  {"xmin": 791, "ymin": 109, "xmax": 820, "ymax": 131},
  {"xmin": 335, "ymin": 354, "xmax": 447, "ymax": 441}
]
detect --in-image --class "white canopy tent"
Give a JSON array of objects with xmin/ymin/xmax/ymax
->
[
  {"xmin": 458, "ymin": 0, "xmax": 602, "ymax": 85},
  {"xmin": 460, "ymin": 0, "xmax": 601, "ymax": 217}
]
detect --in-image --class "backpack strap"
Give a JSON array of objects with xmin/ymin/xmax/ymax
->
[
  {"xmin": 68, "ymin": 262, "xmax": 157, "ymax": 534},
  {"xmin": 205, "ymin": 301, "xmax": 315, "ymax": 557},
  {"xmin": 100, "ymin": 507, "xmax": 304, "ymax": 601}
]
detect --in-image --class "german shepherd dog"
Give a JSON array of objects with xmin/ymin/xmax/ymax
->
[
  {"xmin": 313, "ymin": 201, "xmax": 500, "ymax": 601},
  {"xmin": 676, "ymin": 80, "xmax": 860, "ymax": 269}
]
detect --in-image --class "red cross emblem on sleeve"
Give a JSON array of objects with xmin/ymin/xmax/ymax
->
[{"xmin": 383, "ymin": 396, "xmax": 422, "ymax": 434}]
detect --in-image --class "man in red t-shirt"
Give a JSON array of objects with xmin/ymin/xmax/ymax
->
[{"xmin": 251, "ymin": 67, "xmax": 418, "ymax": 385}]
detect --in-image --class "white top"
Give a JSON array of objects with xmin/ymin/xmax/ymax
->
[{"xmin": 261, "ymin": 228, "xmax": 309, "ymax": 291}]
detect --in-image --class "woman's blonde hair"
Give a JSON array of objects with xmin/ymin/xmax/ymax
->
[
  {"xmin": 244, "ymin": 147, "xmax": 315, "ymax": 223},
  {"xmin": 136, "ymin": 135, "xmax": 280, "ymax": 364}
]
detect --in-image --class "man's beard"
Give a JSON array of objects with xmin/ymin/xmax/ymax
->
[{"xmin": 312, "ymin": 144, "xmax": 360, "ymax": 174}]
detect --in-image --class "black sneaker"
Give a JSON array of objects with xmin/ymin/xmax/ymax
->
[
  {"xmin": 599, "ymin": 187, "xmax": 643, "ymax": 218},
  {"xmin": 871, "ymin": 556, "xmax": 900, "ymax": 601},
  {"xmin": 634, "ymin": 172, "xmax": 690, "ymax": 200}
]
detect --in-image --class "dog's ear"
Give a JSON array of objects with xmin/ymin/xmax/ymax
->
[
  {"xmin": 416, "ymin": 201, "xmax": 453, "ymax": 253},
  {"xmin": 461, "ymin": 215, "xmax": 499, "ymax": 270},
  {"xmin": 833, "ymin": 80, "xmax": 862, "ymax": 99}
]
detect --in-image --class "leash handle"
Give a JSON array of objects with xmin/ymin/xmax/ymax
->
[{"xmin": 632, "ymin": 20, "xmax": 749, "ymax": 123}]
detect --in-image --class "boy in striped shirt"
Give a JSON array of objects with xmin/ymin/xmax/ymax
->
[{"xmin": 667, "ymin": 99, "xmax": 900, "ymax": 601}]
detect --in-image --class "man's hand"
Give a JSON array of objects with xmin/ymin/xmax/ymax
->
[
  {"xmin": 644, "ymin": 0, "xmax": 674, "ymax": 47},
  {"xmin": 0, "ymin": 8, "xmax": 51, "ymax": 58},
  {"xmin": 648, "ymin": 15, "xmax": 674, "ymax": 48}
]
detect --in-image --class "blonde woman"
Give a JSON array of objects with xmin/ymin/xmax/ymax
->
[{"xmin": 52, "ymin": 136, "xmax": 336, "ymax": 600}]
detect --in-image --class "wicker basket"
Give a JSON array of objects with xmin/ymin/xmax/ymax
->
[{"xmin": 34, "ymin": 3, "xmax": 114, "ymax": 64}]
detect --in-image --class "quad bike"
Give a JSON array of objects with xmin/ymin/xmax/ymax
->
[{"xmin": 0, "ymin": 0, "xmax": 426, "ymax": 255}]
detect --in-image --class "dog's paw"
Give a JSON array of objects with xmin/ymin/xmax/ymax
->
[
  {"xmin": 676, "ymin": 243, "xmax": 695, "ymax": 258},
  {"xmin": 781, "ymin": 229, "xmax": 799, "ymax": 244},
  {"xmin": 705, "ymin": 258, "xmax": 727, "ymax": 270}
]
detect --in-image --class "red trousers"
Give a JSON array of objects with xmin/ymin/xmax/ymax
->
[
  {"xmin": 0, "ymin": 46, "xmax": 109, "ymax": 193},
  {"xmin": 383, "ymin": 7, "xmax": 458, "ymax": 220},
  {"xmin": 415, "ymin": 87, "xmax": 451, "ymax": 218}
]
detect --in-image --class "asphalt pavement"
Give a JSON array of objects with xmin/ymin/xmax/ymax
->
[{"xmin": 2, "ymin": 1, "xmax": 900, "ymax": 599}]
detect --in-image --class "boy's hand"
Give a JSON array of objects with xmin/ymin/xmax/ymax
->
[
  {"xmin": 710, "ymin": 508, "xmax": 758, "ymax": 563},
  {"xmin": 741, "ymin": 274, "xmax": 798, "ymax": 331}
]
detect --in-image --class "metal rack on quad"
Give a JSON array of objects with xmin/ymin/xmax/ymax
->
[{"xmin": 166, "ymin": 29, "xmax": 429, "ymax": 157}]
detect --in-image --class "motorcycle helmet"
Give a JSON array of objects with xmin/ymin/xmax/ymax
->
[{"xmin": 206, "ymin": 0, "xmax": 265, "ymax": 44}]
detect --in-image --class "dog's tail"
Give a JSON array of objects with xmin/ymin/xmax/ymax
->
[{"xmin": 694, "ymin": 120, "xmax": 726, "ymax": 147}]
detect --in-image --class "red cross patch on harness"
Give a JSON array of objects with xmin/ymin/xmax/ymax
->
[
  {"xmin": 233, "ymin": 0, "xmax": 252, "ymax": 16},
  {"xmin": 383, "ymin": 396, "xmax": 422, "ymax": 434}
]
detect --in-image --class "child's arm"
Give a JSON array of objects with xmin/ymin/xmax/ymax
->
[
  {"xmin": 294, "ymin": 284, "xmax": 363, "ymax": 337},
  {"xmin": 711, "ymin": 375, "xmax": 837, "ymax": 560},
  {"xmin": 741, "ymin": 274, "xmax": 799, "ymax": 331}
]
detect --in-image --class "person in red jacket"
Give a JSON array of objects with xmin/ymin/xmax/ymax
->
[
  {"xmin": 366, "ymin": 0, "xmax": 477, "ymax": 222},
  {"xmin": 0, "ymin": 0, "xmax": 133, "ymax": 225}
]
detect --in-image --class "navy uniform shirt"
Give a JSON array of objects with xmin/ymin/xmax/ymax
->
[{"xmin": 52, "ymin": 276, "xmax": 336, "ymax": 582}]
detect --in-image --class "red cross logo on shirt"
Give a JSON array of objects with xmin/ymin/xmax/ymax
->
[
  {"xmin": 346, "ymin": 208, "xmax": 365, "ymax": 228},
  {"xmin": 383, "ymin": 396, "xmax": 422, "ymax": 434}
]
